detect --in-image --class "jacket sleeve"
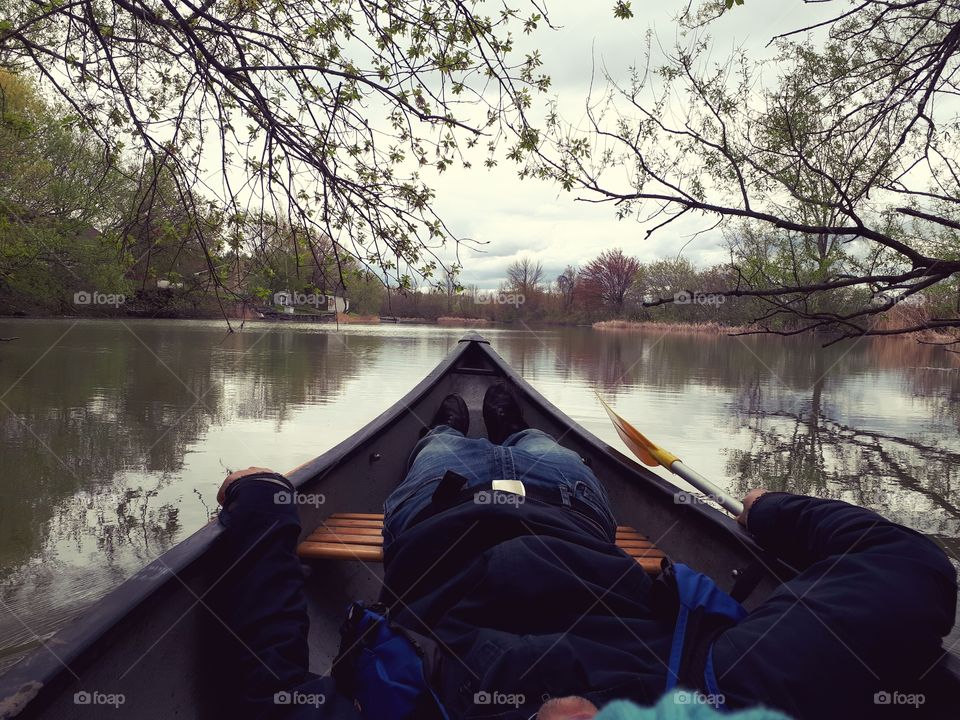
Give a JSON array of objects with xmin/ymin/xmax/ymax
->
[
  {"xmin": 713, "ymin": 493, "xmax": 957, "ymax": 718},
  {"xmin": 215, "ymin": 474, "xmax": 360, "ymax": 719},
  {"xmin": 750, "ymin": 491, "xmax": 956, "ymax": 654},
  {"xmin": 748, "ymin": 492, "xmax": 956, "ymax": 610}
]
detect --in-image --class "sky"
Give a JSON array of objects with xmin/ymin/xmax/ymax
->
[{"xmin": 425, "ymin": 0, "xmax": 839, "ymax": 290}]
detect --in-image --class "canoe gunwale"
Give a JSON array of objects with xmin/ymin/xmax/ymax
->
[{"xmin": 0, "ymin": 519, "xmax": 223, "ymax": 717}]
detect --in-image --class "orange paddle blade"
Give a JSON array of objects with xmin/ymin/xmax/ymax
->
[{"xmin": 595, "ymin": 392, "xmax": 679, "ymax": 469}]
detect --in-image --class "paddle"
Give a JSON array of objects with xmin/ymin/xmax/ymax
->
[{"xmin": 595, "ymin": 392, "xmax": 744, "ymax": 517}]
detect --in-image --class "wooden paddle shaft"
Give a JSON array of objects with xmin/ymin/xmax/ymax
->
[{"xmin": 672, "ymin": 461, "xmax": 744, "ymax": 516}]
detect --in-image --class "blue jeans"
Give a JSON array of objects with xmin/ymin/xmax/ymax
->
[{"xmin": 383, "ymin": 427, "xmax": 617, "ymax": 547}]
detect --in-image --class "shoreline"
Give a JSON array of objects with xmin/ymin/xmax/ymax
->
[
  {"xmin": 1, "ymin": 313, "xmax": 956, "ymax": 347},
  {"xmin": 592, "ymin": 320, "xmax": 755, "ymax": 335}
]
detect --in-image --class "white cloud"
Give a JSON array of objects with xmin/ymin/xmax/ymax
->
[{"xmin": 420, "ymin": 0, "xmax": 839, "ymax": 288}]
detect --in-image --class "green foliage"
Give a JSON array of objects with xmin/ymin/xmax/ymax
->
[
  {"xmin": 0, "ymin": 71, "xmax": 128, "ymax": 312},
  {"xmin": 613, "ymin": 2, "xmax": 635, "ymax": 20},
  {"xmin": 338, "ymin": 269, "xmax": 385, "ymax": 316},
  {"xmin": 2, "ymin": 0, "xmax": 553, "ymax": 291}
]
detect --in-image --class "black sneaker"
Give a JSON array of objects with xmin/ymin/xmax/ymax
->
[
  {"xmin": 428, "ymin": 393, "xmax": 469, "ymax": 435},
  {"xmin": 483, "ymin": 383, "xmax": 528, "ymax": 444}
]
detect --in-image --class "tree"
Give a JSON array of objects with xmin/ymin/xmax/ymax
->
[
  {"xmin": 0, "ymin": 70, "xmax": 130, "ymax": 312},
  {"xmin": 532, "ymin": 0, "xmax": 960, "ymax": 344},
  {"xmin": 118, "ymin": 156, "xmax": 219, "ymax": 297},
  {"xmin": 1, "ymin": 0, "xmax": 552, "ymax": 305},
  {"xmin": 441, "ymin": 266, "xmax": 461, "ymax": 313},
  {"xmin": 642, "ymin": 257, "xmax": 698, "ymax": 321},
  {"xmin": 578, "ymin": 249, "xmax": 641, "ymax": 315},
  {"xmin": 505, "ymin": 256, "xmax": 545, "ymax": 297},
  {"xmin": 341, "ymin": 268, "xmax": 385, "ymax": 316},
  {"xmin": 556, "ymin": 265, "xmax": 578, "ymax": 313}
]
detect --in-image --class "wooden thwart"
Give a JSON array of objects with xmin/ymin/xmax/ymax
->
[{"xmin": 297, "ymin": 513, "xmax": 667, "ymax": 573}]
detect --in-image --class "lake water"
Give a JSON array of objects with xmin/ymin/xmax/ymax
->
[{"xmin": 1, "ymin": 318, "xmax": 959, "ymax": 670}]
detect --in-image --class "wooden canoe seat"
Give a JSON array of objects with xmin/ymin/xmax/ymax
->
[{"xmin": 297, "ymin": 513, "xmax": 667, "ymax": 574}]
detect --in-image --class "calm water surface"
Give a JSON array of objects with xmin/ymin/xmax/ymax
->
[{"xmin": 1, "ymin": 318, "xmax": 959, "ymax": 669}]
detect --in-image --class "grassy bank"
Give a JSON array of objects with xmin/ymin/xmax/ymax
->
[
  {"xmin": 335, "ymin": 313, "xmax": 380, "ymax": 324},
  {"xmin": 436, "ymin": 316, "xmax": 492, "ymax": 327},
  {"xmin": 592, "ymin": 320, "xmax": 750, "ymax": 334}
]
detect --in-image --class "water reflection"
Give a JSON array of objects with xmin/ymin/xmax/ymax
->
[
  {"xmin": 726, "ymin": 357, "xmax": 960, "ymax": 538},
  {"xmin": 494, "ymin": 326, "xmax": 960, "ymax": 542},
  {"xmin": 0, "ymin": 319, "xmax": 958, "ymax": 671},
  {"xmin": 0, "ymin": 324, "xmax": 370, "ymax": 570},
  {"xmin": 0, "ymin": 320, "xmax": 380, "ymax": 669}
]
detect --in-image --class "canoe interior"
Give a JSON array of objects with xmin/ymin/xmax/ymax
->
[{"xmin": 1, "ymin": 334, "xmax": 958, "ymax": 719}]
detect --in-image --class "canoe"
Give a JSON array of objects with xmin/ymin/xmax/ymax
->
[{"xmin": 1, "ymin": 333, "xmax": 957, "ymax": 718}]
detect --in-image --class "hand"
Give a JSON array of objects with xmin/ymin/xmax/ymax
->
[
  {"xmin": 218, "ymin": 466, "xmax": 277, "ymax": 506},
  {"xmin": 737, "ymin": 488, "xmax": 768, "ymax": 528}
]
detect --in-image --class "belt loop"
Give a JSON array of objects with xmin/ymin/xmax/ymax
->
[
  {"xmin": 558, "ymin": 483, "xmax": 572, "ymax": 507},
  {"xmin": 497, "ymin": 446, "xmax": 517, "ymax": 480}
]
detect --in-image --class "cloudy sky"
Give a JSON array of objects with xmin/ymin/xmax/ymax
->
[{"xmin": 425, "ymin": 0, "xmax": 838, "ymax": 289}]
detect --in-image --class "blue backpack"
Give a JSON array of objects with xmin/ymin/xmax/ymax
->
[
  {"xmin": 333, "ymin": 602, "xmax": 449, "ymax": 720},
  {"xmin": 660, "ymin": 562, "xmax": 748, "ymax": 706}
]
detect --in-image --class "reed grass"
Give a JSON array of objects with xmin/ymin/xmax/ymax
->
[
  {"xmin": 436, "ymin": 316, "xmax": 492, "ymax": 326},
  {"xmin": 592, "ymin": 320, "xmax": 747, "ymax": 334},
  {"xmin": 335, "ymin": 313, "xmax": 380, "ymax": 324}
]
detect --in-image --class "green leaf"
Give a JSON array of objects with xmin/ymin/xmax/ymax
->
[{"xmin": 613, "ymin": 1, "xmax": 634, "ymax": 20}]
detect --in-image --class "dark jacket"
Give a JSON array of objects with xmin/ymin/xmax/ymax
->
[
  {"xmin": 216, "ymin": 480, "xmax": 957, "ymax": 719},
  {"xmin": 381, "ymin": 498, "xmax": 672, "ymax": 717}
]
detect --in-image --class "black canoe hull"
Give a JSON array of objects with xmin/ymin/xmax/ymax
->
[{"xmin": 1, "ymin": 333, "xmax": 957, "ymax": 718}]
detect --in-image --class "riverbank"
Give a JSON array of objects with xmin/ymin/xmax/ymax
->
[
  {"xmin": 333, "ymin": 312, "xmax": 381, "ymax": 324},
  {"xmin": 3, "ymin": 312, "xmax": 956, "ymax": 350},
  {"xmin": 593, "ymin": 320, "xmax": 752, "ymax": 334},
  {"xmin": 436, "ymin": 316, "xmax": 492, "ymax": 326}
]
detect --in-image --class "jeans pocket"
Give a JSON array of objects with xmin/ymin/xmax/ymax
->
[{"xmin": 574, "ymin": 480, "xmax": 617, "ymax": 536}]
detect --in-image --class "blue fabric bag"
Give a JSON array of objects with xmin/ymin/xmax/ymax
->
[{"xmin": 334, "ymin": 602, "xmax": 448, "ymax": 720}]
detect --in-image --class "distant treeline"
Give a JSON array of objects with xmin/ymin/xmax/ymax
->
[
  {"xmin": 2, "ymin": 69, "xmax": 956, "ymax": 332},
  {"xmin": 383, "ymin": 251, "xmax": 955, "ymax": 333},
  {"xmin": 0, "ymin": 70, "xmax": 385, "ymax": 319}
]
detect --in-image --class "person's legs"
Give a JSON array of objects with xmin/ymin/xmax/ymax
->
[
  {"xmin": 502, "ymin": 427, "xmax": 567, "ymax": 454},
  {"xmin": 504, "ymin": 428, "xmax": 617, "ymax": 538},
  {"xmin": 383, "ymin": 425, "xmax": 494, "ymax": 544},
  {"xmin": 385, "ymin": 399, "xmax": 618, "ymax": 544}
]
